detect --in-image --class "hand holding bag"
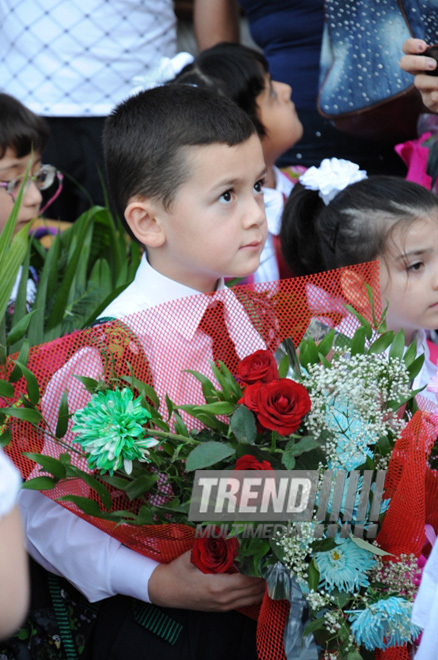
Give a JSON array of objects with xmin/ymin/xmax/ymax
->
[{"xmin": 318, "ymin": 0, "xmax": 438, "ymax": 142}]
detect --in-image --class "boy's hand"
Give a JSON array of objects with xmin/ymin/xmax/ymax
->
[
  {"xmin": 148, "ymin": 550, "xmax": 265, "ymax": 611},
  {"xmin": 400, "ymin": 38, "xmax": 438, "ymax": 112}
]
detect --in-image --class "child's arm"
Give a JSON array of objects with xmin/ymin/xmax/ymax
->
[
  {"xmin": 19, "ymin": 490, "xmax": 265, "ymax": 609},
  {"xmin": 19, "ymin": 490, "xmax": 159, "ymax": 603},
  {"xmin": 400, "ymin": 38, "xmax": 438, "ymax": 113},
  {"xmin": 0, "ymin": 505, "xmax": 30, "ymax": 639}
]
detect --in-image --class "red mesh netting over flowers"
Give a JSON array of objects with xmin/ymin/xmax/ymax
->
[{"xmin": 2, "ymin": 261, "xmax": 436, "ymax": 659}]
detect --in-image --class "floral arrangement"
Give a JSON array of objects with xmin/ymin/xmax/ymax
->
[{"xmin": 1, "ymin": 296, "xmax": 429, "ymax": 660}]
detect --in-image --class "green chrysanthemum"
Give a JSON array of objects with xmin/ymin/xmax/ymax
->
[{"xmin": 72, "ymin": 387, "xmax": 158, "ymax": 475}]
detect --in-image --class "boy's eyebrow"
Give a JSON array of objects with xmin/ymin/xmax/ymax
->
[{"xmin": 213, "ymin": 166, "xmax": 268, "ymax": 190}]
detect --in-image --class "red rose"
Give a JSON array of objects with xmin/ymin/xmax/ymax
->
[
  {"xmin": 237, "ymin": 350, "xmax": 279, "ymax": 385},
  {"xmin": 235, "ymin": 455, "xmax": 273, "ymax": 471},
  {"xmin": 190, "ymin": 531, "xmax": 239, "ymax": 574},
  {"xmin": 239, "ymin": 379, "xmax": 311, "ymax": 435}
]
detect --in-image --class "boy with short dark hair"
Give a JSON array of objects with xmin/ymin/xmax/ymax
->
[{"xmin": 19, "ymin": 84, "xmax": 268, "ymax": 659}]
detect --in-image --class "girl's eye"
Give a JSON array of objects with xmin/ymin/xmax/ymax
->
[
  {"xmin": 253, "ymin": 179, "xmax": 265, "ymax": 194},
  {"xmin": 219, "ymin": 190, "xmax": 233, "ymax": 204},
  {"xmin": 407, "ymin": 261, "xmax": 424, "ymax": 273}
]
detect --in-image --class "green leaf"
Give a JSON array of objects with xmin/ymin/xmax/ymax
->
[
  {"xmin": 349, "ymin": 534, "xmax": 394, "ymax": 556},
  {"xmin": 343, "ymin": 304, "xmax": 373, "ymax": 336},
  {"xmin": 56, "ymin": 495, "xmax": 104, "ymax": 517},
  {"xmin": 186, "ymin": 441, "xmax": 236, "ymax": 471},
  {"xmin": 278, "ymin": 353, "xmax": 290, "ymax": 379},
  {"xmin": 66, "ymin": 467, "xmax": 113, "ymax": 510},
  {"xmin": 120, "ymin": 375, "xmax": 160, "ymax": 408},
  {"xmin": 346, "ymin": 652, "xmax": 364, "ymax": 660},
  {"xmin": 0, "ymin": 428, "xmax": 12, "ymax": 447},
  {"xmin": 350, "ymin": 326, "xmax": 366, "ymax": 356},
  {"xmin": 317, "ymin": 328, "xmax": 335, "ymax": 357},
  {"xmin": 6, "ymin": 310, "xmax": 37, "ymax": 347},
  {"xmin": 0, "ymin": 406, "xmax": 42, "ymax": 425},
  {"xmin": 173, "ymin": 412, "xmax": 189, "ymax": 438},
  {"xmin": 23, "ymin": 452, "xmax": 66, "ymax": 479},
  {"xmin": 125, "ymin": 473, "xmax": 158, "ymax": 501},
  {"xmin": 0, "ymin": 380, "xmax": 14, "ymax": 399},
  {"xmin": 388, "ymin": 330, "xmax": 405, "ymax": 361},
  {"xmin": 368, "ymin": 332, "xmax": 394, "ymax": 355},
  {"xmin": 72, "ymin": 375, "xmax": 100, "ymax": 393},
  {"xmin": 55, "ymin": 389, "xmax": 70, "ymax": 439},
  {"xmin": 407, "ymin": 353, "xmax": 425, "ymax": 382},
  {"xmin": 308, "ymin": 557, "xmax": 320, "ymax": 591},
  {"xmin": 303, "ymin": 616, "xmax": 325, "ymax": 636},
  {"xmin": 230, "ymin": 405, "xmax": 257, "ymax": 444},
  {"xmin": 22, "ymin": 476, "xmax": 58, "ymax": 490},
  {"xmin": 14, "ymin": 360, "xmax": 40, "ymax": 405}
]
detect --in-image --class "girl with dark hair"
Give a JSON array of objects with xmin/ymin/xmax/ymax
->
[
  {"xmin": 172, "ymin": 42, "xmax": 304, "ymax": 283},
  {"xmin": 280, "ymin": 157, "xmax": 438, "ymax": 401}
]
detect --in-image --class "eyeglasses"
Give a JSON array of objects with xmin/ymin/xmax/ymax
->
[{"xmin": 0, "ymin": 164, "xmax": 63, "ymax": 213}]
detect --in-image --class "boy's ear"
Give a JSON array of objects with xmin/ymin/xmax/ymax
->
[
  {"xmin": 339, "ymin": 269, "xmax": 369, "ymax": 310},
  {"xmin": 124, "ymin": 198, "xmax": 166, "ymax": 248}
]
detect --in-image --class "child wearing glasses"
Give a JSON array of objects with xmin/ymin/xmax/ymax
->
[{"xmin": 0, "ymin": 93, "xmax": 58, "ymax": 233}]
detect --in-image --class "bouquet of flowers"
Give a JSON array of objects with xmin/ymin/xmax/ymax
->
[{"xmin": 2, "ymin": 264, "xmax": 438, "ymax": 660}]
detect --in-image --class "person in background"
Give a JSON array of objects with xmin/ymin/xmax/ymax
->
[
  {"xmin": 171, "ymin": 42, "xmax": 303, "ymax": 282},
  {"xmin": 193, "ymin": 0, "xmax": 407, "ymax": 175},
  {"xmin": 0, "ymin": 0, "xmax": 177, "ymax": 222},
  {"xmin": 280, "ymin": 158, "xmax": 438, "ymax": 402}
]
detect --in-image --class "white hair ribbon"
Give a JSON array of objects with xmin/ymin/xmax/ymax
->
[
  {"xmin": 299, "ymin": 158, "xmax": 368, "ymax": 205},
  {"xmin": 130, "ymin": 52, "xmax": 195, "ymax": 95}
]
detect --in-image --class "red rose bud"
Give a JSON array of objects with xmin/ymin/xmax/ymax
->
[
  {"xmin": 240, "ymin": 379, "xmax": 311, "ymax": 435},
  {"xmin": 190, "ymin": 531, "xmax": 239, "ymax": 574},
  {"xmin": 237, "ymin": 349, "xmax": 279, "ymax": 385},
  {"xmin": 235, "ymin": 455, "xmax": 273, "ymax": 471}
]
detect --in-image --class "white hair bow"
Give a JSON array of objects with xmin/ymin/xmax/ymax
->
[
  {"xmin": 299, "ymin": 158, "xmax": 367, "ymax": 205},
  {"xmin": 130, "ymin": 52, "xmax": 195, "ymax": 95}
]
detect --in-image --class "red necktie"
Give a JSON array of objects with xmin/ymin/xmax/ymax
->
[{"xmin": 199, "ymin": 301, "xmax": 240, "ymax": 372}]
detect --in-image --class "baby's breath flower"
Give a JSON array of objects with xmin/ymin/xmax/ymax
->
[
  {"xmin": 72, "ymin": 387, "xmax": 158, "ymax": 475},
  {"xmin": 279, "ymin": 522, "xmax": 315, "ymax": 586},
  {"xmin": 302, "ymin": 353, "xmax": 410, "ymax": 470}
]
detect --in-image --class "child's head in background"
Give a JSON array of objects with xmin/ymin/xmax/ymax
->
[
  {"xmin": 171, "ymin": 42, "xmax": 303, "ymax": 188},
  {"xmin": 280, "ymin": 160, "xmax": 438, "ymax": 343},
  {"xmin": 0, "ymin": 93, "xmax": 50, "ymax": 234},
  {"xmin": 103, "ymin": 84, "xmax": 267, "ymax": 293}
]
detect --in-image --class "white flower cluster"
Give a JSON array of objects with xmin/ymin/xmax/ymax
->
[
  {"xmin": 280, "ymin": 522, "xmax": 315, "ymax": 586},
  {"xmin": 369, "ymin": 554, "xmax": 420, "ymax": 601},
  {"xmin": 306, "ymin": 588, "xmax": 333, "ymax": 610},
  {"xmin": 302, "ymin": 353, "xmax": 411, "ymax": 470}
]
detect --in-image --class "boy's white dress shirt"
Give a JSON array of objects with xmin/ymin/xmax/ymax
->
[
  {"xmin": 18, "ymin": 256, "xmax": 266, "ymax": 603},
  {"xmin": 254, "ymin": 166, "xmax": 294, "ymax": 284},
  {"xmin": 412, "ymin": 540, "xmax": 438, "ymax": 659}
]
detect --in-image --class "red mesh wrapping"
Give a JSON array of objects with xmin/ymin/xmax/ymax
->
[
  {"xmin": 5, "ymin": 261, "xmax": 427, "ymax": 659},
  {"xmin": 374, "ymin": 411, "xmax": 438, "ymax": 660}
]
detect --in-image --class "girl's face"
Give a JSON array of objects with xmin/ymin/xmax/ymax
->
[
  {"xmin": 256, "ymin": 75, "xmax": 303, "ymax": 167},
  {"xmin": 379, "ymin": 215, "xmax": 438, "ymax": 344}
]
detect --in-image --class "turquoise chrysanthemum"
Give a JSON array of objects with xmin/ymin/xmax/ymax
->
[
  {"xmin": 347, "ymin": 596, "xmax": 421, "ymax": 650},
  {"xmin": 315, "ymin": 537, "xmax": 376, "ymax": 593},
  {"xmin": 72, "ymin": 387, "xmax": 157, "ymax": 475}
]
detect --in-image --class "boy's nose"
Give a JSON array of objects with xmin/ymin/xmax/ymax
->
[
  {"xmin": 243, "ymin": 196, "xmax": 266, "ymax": 229},
  {"xmin": 277, "ymin": 81, "xmax": 292, "ymax": 101}
]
